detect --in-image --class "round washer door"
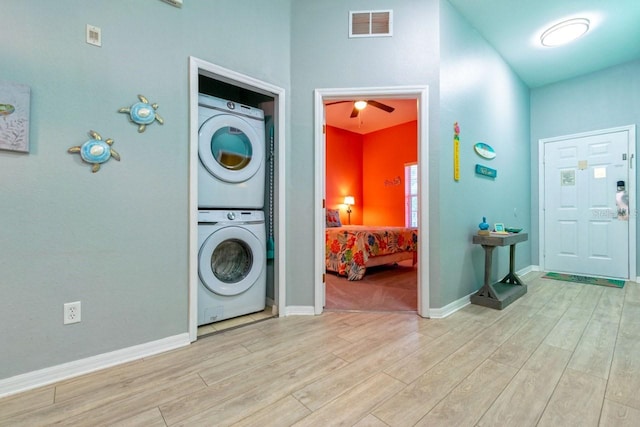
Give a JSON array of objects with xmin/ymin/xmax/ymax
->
[
  {"xmin": 198, "ymin": 114, "xmax": 264, "ymax": 183},
  {"xmin": 198, "ymin": 226, "xmax": 265, "ymax": 296}
]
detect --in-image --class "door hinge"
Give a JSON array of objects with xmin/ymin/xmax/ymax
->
[
  {"xmin": 323, "ymin": 198, "xmax": 325, "ymax": 208},
  {"xmin": 322, "ymin": 273, "xmax": 325, "ymax": 283},
  {"xmin": 323, "ymin": 124, "xmax": 326, "ymax": 134}
]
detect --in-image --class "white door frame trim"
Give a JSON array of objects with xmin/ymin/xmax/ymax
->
[
  {"xmin": 188, "ymin": 57, "xmax": 287, "ymax": 341},
  {"xmin": 538, "ymin": 124, "xmax": 636, "ymax": 280},
  {"xmin": 313, "ymin": 86, "xmax": 430, "ymax": 317}
]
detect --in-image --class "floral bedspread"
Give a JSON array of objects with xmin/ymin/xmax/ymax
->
[{"xmin": 326, "ymin": 225, "xmax": 418, "ymax": 281}]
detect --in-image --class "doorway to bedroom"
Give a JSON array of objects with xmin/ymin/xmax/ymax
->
[
  {"xmin": 325, "ymin": 99, "xmax": 418, "ymax": 312},
  {"xmin": 313, "ymin": 86, "xmax": 430, "ymax": 317}
]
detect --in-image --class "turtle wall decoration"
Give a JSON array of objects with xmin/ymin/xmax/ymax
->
[
  {"xmin": 118, "ymin": 94, "xmax": 164, "ymax": 132},
  {"xmin": 68, "ymin": 130, "xmax": 120, "ymax": 173}
]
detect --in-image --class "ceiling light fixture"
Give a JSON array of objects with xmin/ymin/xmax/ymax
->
[
  {"xmin": 541, "ymin": 18, "xmax": 590, "ymax": 47},
  {"xmin": 354, "ymin": 100, "xmax": 368, "ymax": 110}
]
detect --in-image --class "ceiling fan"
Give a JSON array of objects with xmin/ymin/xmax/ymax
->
[{"xmin": 326, "ymin": 100, "xmax": 395, "ymax": 118}]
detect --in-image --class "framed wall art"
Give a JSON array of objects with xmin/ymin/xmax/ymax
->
[{"xmin": 0, "ymin": 82, "xmax": 31, "ymax": 153}]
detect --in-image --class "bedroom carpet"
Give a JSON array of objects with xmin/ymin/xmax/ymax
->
[{"xmin": 325, "ymin": 259, "xmax": 417, "ymax": 312}]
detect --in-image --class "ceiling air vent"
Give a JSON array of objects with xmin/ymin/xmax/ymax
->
[{"xmin": 349, "ymin": 10, "xmax": 393, "ymax": 38}]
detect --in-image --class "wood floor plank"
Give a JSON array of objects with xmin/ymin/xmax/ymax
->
[
  {"xmin": 172, "ymin": 353, "xmax": 346, "ymax": 426},
  {"xmin": 383, "ymin": 320, "xmax": 486, "ymax": 384},
  {"xmin": 592, "ymin": 286, "xmax": 625, "ymax": 324},
  {"xmin": 292, "ymin": 373, "xmax": 405, "ymax": 427},
  {"xmin": 196, "ymin": 328, "xmax": 351, "ymax": 387},
  {"xmin": 544, "ymin": 306, "xmax": 595, "ymax": 351},
  {"xmin": 477, "ymin": 344, "xmax": 572, "ymax": 426},
  {"xmin": 109, "ymin": 407, "xmax": 167, "ymax": 427},
  {"xmin": 533, "ymin": 280, "xmax": 582, "ymax": 317},
  {"xmin": 231, "ymin": 395, "xmax": 310, "ymax": 427},
  {"xmin": 623, "ymin": 280, "xmax": 640, "ymax": 304},
  {"xmin": 600, "ymin": 398, "xmax": 640, "ymax": 426},
  {"xmin": 0, "ymin": 386, "xmax": 54, "ymax": 422},
  {"xmin": 333, "ymin": 314, "xmax": 421, "ymax": 362},
  {"xmin": 618, "ymin": 301, "xmax": 640, "ymax": 338},
  {"xmin": 352, "ymin": 414, "xmax": 389, "ymax": 427},
  {"xmin": 477, "ymin": 304, "xmax": 544, "ymax": 347},
  {"xmin": 373, "ymin": 334, "xmax": 499, "ymax": 427},
  {"xmin": 293, "ymin": 331, "xmax": 430, "ymax": 411},
  {"xmin": 605, "ymin": 330, "xmax": 640, "ymax": 409},
  {"xmin": 54, "ymin": 344, "xmax": 248, "ymax": 404},
  {"xmin": 489, "ymin": 313, "xmax": 559, "ymax": 369},
  {"xmin": 336, "ymin": 313, "xmax": 406, "ymax": 343},
  {"xmin": 241, "ymin": 314, "xmax": 356, "ymax": 353},
  {"xmin": 2, "ymin": 374, "xmax": 205, "ymax": 426},
  {"xmin": 568, "ymin": 318, "xmax": 619, "ymax": 379},
  {"xmin": 537, "ymin": 368, "xmax": 606, "ymax": 427},
  {"xmin": 415, "ymin": 359, "xmax": 517, "ymax": 426}
]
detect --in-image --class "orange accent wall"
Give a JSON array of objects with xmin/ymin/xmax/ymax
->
[
  {"xmin": 325, "ymin": 126, "xmax": 363, "ymax": 225},
  {"xmin": 362, "ymin": 121, "xmax": 418, "ymax": 226},
  {"xmin": 326, "ymin": 121, "xmax": 417, "ymax": 226}
]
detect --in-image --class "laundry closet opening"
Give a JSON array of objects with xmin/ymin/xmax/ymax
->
[{"xmin": 188, "ymin": 57, "xmax": 286, "ymax": 342}]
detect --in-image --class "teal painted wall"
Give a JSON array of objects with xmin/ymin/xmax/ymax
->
[
  {"xmin": 438, "ymin": 1, "xmax": 531, "ymax": 307},
  {"xmin": 2, "ymin": 0, "xmax": 540, "ymax": 383},
  {"xmin": 290, "ymin": 0, "xmax": 441, "ymax": 306},
  {"xmin": 530, "ymin": 59, "xmax": 640, "ymax": 270},
  {"xmin": 0, "ymin": 0, "xmax": 290, "ymax": 380}
]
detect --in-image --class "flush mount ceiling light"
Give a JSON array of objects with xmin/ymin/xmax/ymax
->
[{"xmin": 541, "ymin": 18, "xmax": 590, "ymax": 47}]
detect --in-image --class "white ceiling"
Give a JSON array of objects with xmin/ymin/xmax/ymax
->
[
  {"xmin": 326, "ymin": 0, "xmax": 640, "ymax": 134},
  {"xmin": 447, "ymin": 0, "xmax": 640, "ymax": 88}
]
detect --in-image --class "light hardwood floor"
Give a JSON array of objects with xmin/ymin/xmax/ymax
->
[{"xmin": 2, "ymin": 271, "xmax": 640, "ymax": 426}]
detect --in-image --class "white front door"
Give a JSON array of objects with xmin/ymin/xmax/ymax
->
[{"xmin": 543, "ymin": 128, "xmax": 632, "ymax": 279}]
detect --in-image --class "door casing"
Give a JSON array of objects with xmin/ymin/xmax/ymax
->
[
  {"xmin": 313, "ymin": 86, "xmax": 430, "ymax": 317},
  {"xmin": 188, "ymin": 57, "xmax": 287, "ymax": 341}
]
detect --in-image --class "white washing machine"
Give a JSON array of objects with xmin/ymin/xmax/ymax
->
[
  {"xmin": 198, "ymin": 94, "xmax": 266, "ymax": 209},
  {"xmin": 198, "ymin": 209, "xmax": 266, "ymax": 325}
]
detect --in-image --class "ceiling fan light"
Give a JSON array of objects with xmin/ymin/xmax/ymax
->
[
  {"xmin": 541, "ymin": 18, "xmax": 590, "ymax": 47},
  {"xmin": 354, "ymin": 100, "xmax": 368, "ymax": 110}
]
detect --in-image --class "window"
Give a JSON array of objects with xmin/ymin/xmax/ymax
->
[{"xmin": 405, "ymin": 163, "xmax": 418, "ymax": 227}]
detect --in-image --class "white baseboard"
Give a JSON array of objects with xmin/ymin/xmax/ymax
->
[
  {"xmin": 0, "ymin": 333, "xmax": 190, "ymax": 399},
  {"xmin": 429, "ymin": 292, "xmax": 473, "ymax": 319},
  {"xmin": 284, "ymin": 305, "xmax": 315, "ymax": 316},
  {"xmin": 519, "ymin": 264, "xmax": 539, "ymax": 275},
  {"xmin": 429, "ymin": 265, "xmax": 537, "ymax": 319}
]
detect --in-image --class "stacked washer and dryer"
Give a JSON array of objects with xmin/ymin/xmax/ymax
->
[{"xmin": 197, "ymin": 94, "xmax": 267, "ymax": 326}]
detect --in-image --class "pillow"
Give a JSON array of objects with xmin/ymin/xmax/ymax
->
[{"xmin": 326, "ymin": 208, "xmax": 342, "ymax": 227}]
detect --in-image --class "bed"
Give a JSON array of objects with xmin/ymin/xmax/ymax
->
[{"xmin": 325, "ymin": 225, "xmax": 418, "ymax": 281}]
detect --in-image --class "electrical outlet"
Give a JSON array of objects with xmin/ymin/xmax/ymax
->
[{"xmin": 64, "ymin": 301, "xmax": 81, "ymax": 325}]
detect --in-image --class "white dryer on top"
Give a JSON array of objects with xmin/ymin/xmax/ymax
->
[{"xmin": 198, "ymin": 94, "xmax": 266, "ymax": 209}]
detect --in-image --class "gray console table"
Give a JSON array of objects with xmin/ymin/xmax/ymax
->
[{"xmin": 471, "ymin": 232, "xmax": 528, "ymax": 310}]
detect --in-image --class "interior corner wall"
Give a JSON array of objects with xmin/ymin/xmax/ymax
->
[
  {"xmin": 325, "ymin": 126, "xmax": 363, "ymax": 225},
  {"xmin": 0, "ymin": 0, "xmax": 291, "ymax": 381},
  {"xmin": 530, "ymin": 59, "xmax": 640, "ymax": 269},
  {"xmin": 362, "ymin": 121, "xmax": 418, "ymax": 226},
  {"xmin": 437, "ymin": 0, "xmax": 531, "ymax": 308}
]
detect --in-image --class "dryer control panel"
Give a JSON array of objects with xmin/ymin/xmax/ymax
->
[{"xmin": 199, "ymin": 210, "xmax": 265, "ymax": 224}]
